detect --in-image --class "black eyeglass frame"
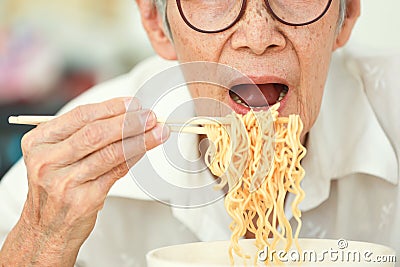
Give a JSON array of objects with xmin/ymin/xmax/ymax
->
[{"xmin": 176, "ymin": 0, "xmax": 333, "ymax": 34}]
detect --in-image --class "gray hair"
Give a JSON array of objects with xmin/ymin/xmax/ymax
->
[
  {"xmin": 152, "ymin": 0, "xmax": 172, "ymax": 40},
  {"xmin": 154, "ymin": 0, "xmax": 348, "ymax": 40},
  {"xmin": 338, "ymin": 0, "xmax": 347, "ymax": 32}
]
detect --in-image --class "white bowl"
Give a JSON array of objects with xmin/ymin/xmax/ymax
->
[{"xmin": 147, "ymin": 238, "xmax": 396, "ymax": 266}]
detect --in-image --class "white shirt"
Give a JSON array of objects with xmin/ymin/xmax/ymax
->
[{"xmin": 0, "ymin": 48, "xmax": 399, "ymax": 267}]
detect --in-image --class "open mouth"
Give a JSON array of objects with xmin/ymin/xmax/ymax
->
[{"xmin": 229, "ymin": 83, "xmax": 289, "ymax": 109}]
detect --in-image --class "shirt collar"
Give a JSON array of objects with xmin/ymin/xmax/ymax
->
[{"xmin": 299, "ymin": 49, "xmax": 398, "ymax": 211}]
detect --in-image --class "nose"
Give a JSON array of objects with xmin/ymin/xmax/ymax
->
[{"xmin": 230, "ymin": 0, "xmax": 286, "ymax": 55}]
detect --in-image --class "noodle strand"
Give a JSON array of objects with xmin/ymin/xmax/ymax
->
[{"xmin": 204, "ymin": 104, "xmax": 306, "ymax": 265}]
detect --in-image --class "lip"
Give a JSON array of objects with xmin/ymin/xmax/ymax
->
[{"xmin": 227, "ymin": 75, "xmax": 290, "ymax": 115}]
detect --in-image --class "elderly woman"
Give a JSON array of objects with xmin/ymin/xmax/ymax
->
[{"xmin": 0, "ymin": 0, "xmax": 399, "ymax": 266}]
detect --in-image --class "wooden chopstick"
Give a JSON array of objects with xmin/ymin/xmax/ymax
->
[
  {"xmin": 157, "ymin": 117, "xmax": 231, "ymax": 125},
  {"xmin": 168, "ymin": 126, "xmax": 206, "ymax": 135},
  {"xmin": 8, "ymin": 116, "xmax": 55, "ymax": 125},
  {"xmin": 8, "ymin": 115, "xmax": 229, "ymax": 135}
]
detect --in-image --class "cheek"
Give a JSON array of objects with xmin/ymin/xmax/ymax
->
[
  {"xmin": 288, "ymin": 0, "xmax": 340, "ymax": 134},
  {"xmin": 187, "ymin": 84, "xmax": 231, "ymax": 116},
  {"xmin": 167, "ymin": 3, "xmax": 231, "ymax": 116},
  {"xmin": 295, "ymin": 22, "xmax": 337, "ymax": 132}
]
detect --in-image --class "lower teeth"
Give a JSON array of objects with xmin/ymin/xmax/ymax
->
[
  {"xmin": 277, "ymin": 86, "xmax": 288, "ymax": 102},
  {"xmin": 277, "ymin": 92, "xmax": 285, "ymax": 102},
  {"xmin": 235, "ymin": 98, "xmax": 249, "ymax": 107}
]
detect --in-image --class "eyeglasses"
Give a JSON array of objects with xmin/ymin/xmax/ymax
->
[{"xmin": 176, "ymin": 0, "xmax": 333, "ymax": 33}]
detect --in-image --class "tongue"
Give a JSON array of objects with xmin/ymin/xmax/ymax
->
[{"xmin": 231, "ymin": 84, "xmax": 281, "ymax": 106}]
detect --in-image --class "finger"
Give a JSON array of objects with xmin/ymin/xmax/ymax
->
[
  {"xmin": 36, "ymin": 97, "xmax": 141, "ymax": 143},
  {"xmin": 57, "ymin": 109, "xmax": 157, "ymax": 165},
  {"xmin": 67, "ymin": 123, "xmax": 169, "ymax": 184}
]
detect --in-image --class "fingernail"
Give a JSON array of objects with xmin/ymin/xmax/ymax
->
[
  {"xmin": 125, "ymin": 98, "xmax": 141, "ymax": 112},
  {"xmin": 141, "ymin": 110, "xmax": 155, "ymax": 130},
  {"xmin": 152, "ymin": 124, "xmax": 170, "ymax": 143}
]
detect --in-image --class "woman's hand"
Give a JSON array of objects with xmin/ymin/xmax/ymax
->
[{"xmin": 0, "ymin": 97, "xmax": 169, "ymax": 266}]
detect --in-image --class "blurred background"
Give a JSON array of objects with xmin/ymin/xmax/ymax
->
[
  {"xmin": 0, "ymin": 0, "xmax": 399, "ymax": 179},
  {"xmin": 0, "ymin": 0, "xmax": 155, "ymax": 178}
]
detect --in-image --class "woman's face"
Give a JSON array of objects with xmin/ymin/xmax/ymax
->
[{"xmin": 166, "ymin": 0, "xmax": 343, "ymax": 140}]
